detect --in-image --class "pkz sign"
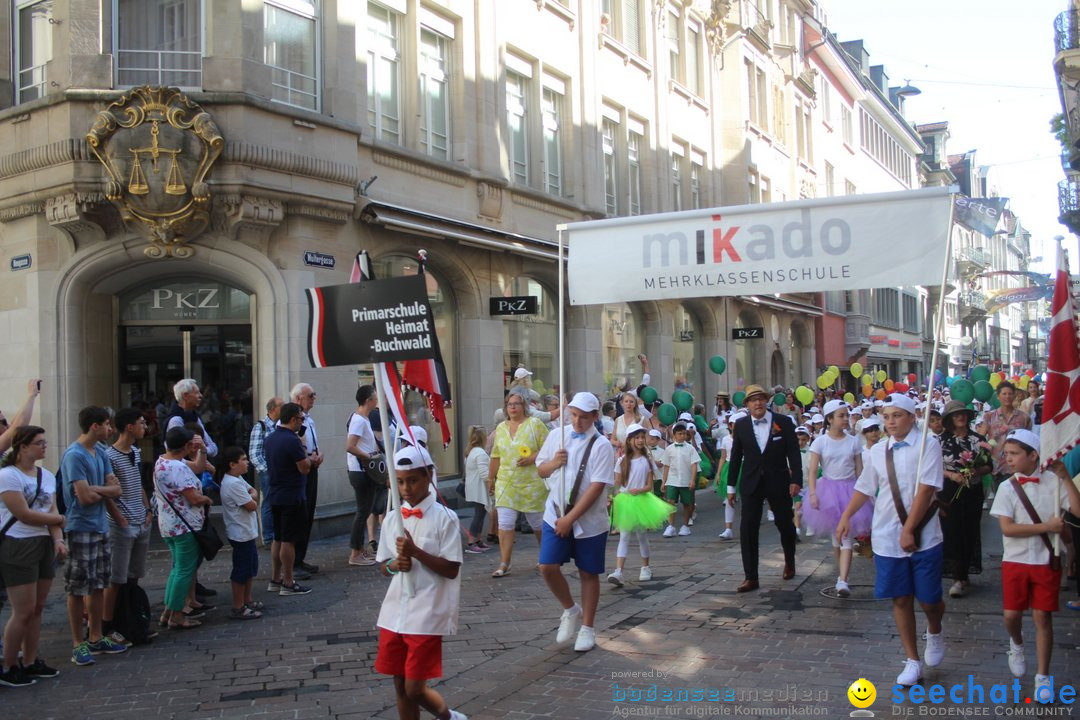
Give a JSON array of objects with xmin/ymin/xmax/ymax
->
[
  {"xmin": 490, "ymin": 296, "xmax": 538, "ymax": 316},
  {"xmin": 120, "ymin": 281, "xmax": 250, "ymax": 323},
  {"xmin": 732, "ymin": 327, "xmax": 764, "ymax": 340}
]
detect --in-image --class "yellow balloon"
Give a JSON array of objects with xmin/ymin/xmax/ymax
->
[
  {"xmin": 828, "ymin": 365, "xmax": 839, "ymax": 376},
  {"xmin": 989, "ymin": 373, "xmax": 1001, "ymax": 388},
  {"xmin": 862, "ymin": 374, "xmax": 873, "ymax": 386},
  {"xmin": 850, "ymin": 362, "xmax": 863, "ymax": 378},
  {"xmin": 843, "ymin": 392, "xmax": 855, "ymax": 404},
  {"xmin": 817, "ymin": 375, "xmax": 830, "ymax": 389},
  {"xmin": 1018, "ymin": 375, "xmax": 1030, "ymax": 389},
  {"xmin": 876, "ymin": 370, "xmax": 887, "ymax": 383}
]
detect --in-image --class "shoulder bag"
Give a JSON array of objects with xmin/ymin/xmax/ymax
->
[
  {"xmin": 155, "ymin": 477, "xmax": 223, "ymax": 561},
  {"xmin": 564, "ymin": 434, "xmax": 601, "ymax": 513},
  {"xmin": 885, "ymin": 444, "xmax": 940, "ymax": 550},
  {"xmin": 1008, "ymin": 477, "xmax": 1063, "ymax": 572}
]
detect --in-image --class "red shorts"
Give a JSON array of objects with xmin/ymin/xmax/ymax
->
[
  {"xmin": 374, "ymin": 628, "xmax": 443, "ymax": 680},
  {"xmin": 1001, "ymin": 561, "xmax": 1061, "ymax": 612}
]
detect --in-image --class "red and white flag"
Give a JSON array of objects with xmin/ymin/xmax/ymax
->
[
  {"xmin": 1040, "ymin": 242, "xmax": 1080, "ymax": 467},
  {"xmin": 401, "ymin": 252, "xmax": 453, "ymax": 448}
]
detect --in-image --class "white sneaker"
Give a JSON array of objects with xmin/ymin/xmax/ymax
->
[
  {"xmin": 662, "ymin": 525, "xmax": 676, "ymax": 538},
  {"xmin": 896, "ymin": 658, "xmax": 922, "ymax": 686},
  {"xmin": 719, "ymin": 528, "xmax": 734, "ymax": 540},
  {"xmin": 574, "ymin": 626, "xmax": 596, "ymax": 652},
  {"xmin": 1007, "ymin": 640, "xmax": 1025, "ymax": 678},
  {"xmin": 638, "ymin": 566, "xmax": 652, "ymax": 581},
  {"xmin": 687, "ymin": 517, "xmax": 694, "ymax": 526},
  {"xmin": 805, "ymin": 528, "xmax": 815, "ymax": 537},
  {"xmin": 835, "ymin": 578, "xmax": 851, "ymax": 598},
  {"xmin": 449, "ymin": 711, "xmax": 469, "ymax": 720},
  {"xmin": 556, "ymin": 605, "xmax": 582, "ymax": 644},
  {"xmin": 606, "ymin": 569, "xmax": 624, "ymax": 587},
  {"xmin": 924, "ymin": 629, "xmax": 945, "ymax": 668},
  {"xmin": 678, "ymin": 525, "xmax": 691, "ymax": 536},
  {"xmin": 767, "ymin": 511, "xmax": 775, "ymax": 522},
  {"xmin": 948, "ymin": 581, "xmax": 966, "ymax": 598},
  {"xmin": 1034, "ymin": 675, "xmax": 1052, "ymax": 701},
  {"xmin": 795, "ymin": 526, "xmax": 802, "ymax": 536}
]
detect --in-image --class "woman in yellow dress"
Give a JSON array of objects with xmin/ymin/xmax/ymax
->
[{"xmin": 487, "ymin": 390, "xmax": 549, "ymax": 577}]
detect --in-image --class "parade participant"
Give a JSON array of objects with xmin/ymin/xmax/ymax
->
[
  {"xmin": 860, "ymin": 418, "xmax": 881, "ymax": 467},
  {"xmin": 728, "ymin": 385, "xmax": 802, "ymax": 592},
  {"xmin": 488, "ymin": 390, "xmax": 549, "ymax": 578},
  {"xmin": 599, "ymin": 402, "xmax": 616, "ymax": 438},
  {"xmin": 607, "ymin": 424, "xmax": 669, "ymax": 586},
  {"xmin": 612, "ymin": 393, "xmax": 645, "ymax": 447},
  {"xmin": 837, "ymin": 393, "xmax": 945, "ymax": 687},
  {"xmin": 535, "ymin": 392, "xmax": 615, "ymax": 653},
  {"xmin": 0, "ymin": 426, "xmax": 65, "ymax": 687},
  {"xmin": 249, "ymin": 397, "xmax": 282, "ymax": 545},
  {"xmin": 462, "ymin": 426, "xmax": 493, "ymax": 553},
  {"xmin": 375, "ymin": 445, "xmax": 466, "ymax": 720},
  {"xmin": 290, "ymin": 383, "xmax": 323, "ymax": 577},
  {"xmin": 803, "ymin": 400, "xmax": 866, "ymax": 598},
  {"xmin": 346, "ymin": 385, "xmax": 380, "ymax": 566},
  {"xmin": 660, "ymin": 423, "xmax": 698, "ymax": 538},
  {"xmin": 984, "ymin": 381, "xmax": 1032, "ymax": 495},
  {"xmin": 646, "ymin": 429, "xmax": 666, "ymax": 496},
  {"xmin": 989, "ymin": 429, "xmax": 1080, "ymax": 696},
  {"xmin": 1018, "ymin": 381, "xmax": 1040, "ymax": 417},
  {"xmin": 927, "ymin": 409, "xmax": 944, "ymax": 438},
  {"xmin": 215, "ymin": 448, "xmax": 262, "ymax": 620},
  {"xmin": 794, "ymin": 426, "xmax": 812, "ymax": 538},
  {"xmin": 938, "ymin": 401, "xmax": 992, "ymax": 599},
  {"xmin": 716, "ymin": 413, "xmax": 742, "ymax": 541},
  {"xmin": 853, "ymin": 401, "xmax": 875, "ymax": 434}
]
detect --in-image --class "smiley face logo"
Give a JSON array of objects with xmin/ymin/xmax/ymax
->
[{"xmin": 848, "ymin": 678, "xmax": 876, "ymax": 709}]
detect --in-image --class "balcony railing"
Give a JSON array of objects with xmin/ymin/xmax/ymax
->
[
  {"xmin": 17, "ymin": 63, "xmax": 47, "ymax": 103},
  {"xmin": 958, "ymin": 247, "xmax": 991, "ymax": 268},
  {"xmin": 268, "ymin": 64, "xmax": 318, "ymax": 111},
  {"xmin": 958, "ymin": 290, "xmax": 987, "ymax": 312},
  {"xmin": 1059, "ymin": 178, "xmax": 1080, "ymax": 236},
  {"xmin": 1055, "ymin": 10, "xmax": 1080, "ymax": 54},
  {"xmin": 118, "ymin": 49, "xmax": 202, "ymax": 89}
]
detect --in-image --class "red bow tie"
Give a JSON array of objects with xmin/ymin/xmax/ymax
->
[
  {"xmin": 401, "ymin": 507, "xmax": 424, "ymax": 519},
  {"xmin": 1017, "ymin": 476, "xmax": 1039, "ymax": 485}
]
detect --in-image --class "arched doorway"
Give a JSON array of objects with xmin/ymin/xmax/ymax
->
[
  {"xmin": 770, "ymin": 349, "xmax": 785, "ymax": 388},
  {"xmin": 673, "ymin": 304, "xmax": 703, "ymax": 396},
  {"xmin": 789, "ymin": 319, "xmax": 811, "ymax": 386},
  {"xmin": 735, "ymin": 308, "xmax": 764, "ymax": 388},
  {"xmin": 499, "ymin": 275, "xmax": 556, "ymax": 396},
  {"xmin": 602, "ymin": 302, "xmax": 644, "ymax": 398}
]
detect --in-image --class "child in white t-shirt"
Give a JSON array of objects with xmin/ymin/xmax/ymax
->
[
  {"xmin": 989, "ymin": 429, "xmax": 1080, "ymax": 699},
  {"xmin": 661, "ymin": 424, "xmax": 698, "ymax": 538},
  {"xmin": 646, "ymin": 430, "xmax": 666, "ymax": 495},
  {"xmin": 216, "ymin": 448, "xmax": 262, "ymax": 620},
  {"xmin": 716, "ymin": 412, "xmax": 744, "ymax": 540}
]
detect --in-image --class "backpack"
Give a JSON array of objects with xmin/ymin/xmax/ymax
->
[{"xmin": 112, "ymin": 579, "xmax": 153, "ymax": 645}]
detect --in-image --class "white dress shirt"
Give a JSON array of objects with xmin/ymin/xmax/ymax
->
[
  {"xmin": 854, "ymin": 428, "xmax": 943, "ymax": 558},
  {"xmin": 751, "ymin": 410, "xmax": 773, "ymax": 452},
  {"xmin": 536, "ymin": 426, "xmax": 615, "ymax": 538},
  {"xmin": 990, "ymin": 470, "xmax": 1070, "ymax": 566},
  {"xmin": 375, "ymin": 492, "xmax": 463, "ymax": 636}
]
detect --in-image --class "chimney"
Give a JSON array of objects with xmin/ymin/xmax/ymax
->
[
  {"xmin": 840, "ymin": 40, "xmax": 870, "ymax": 75},
  {"xmin": 870, "ymin": 65, "xmax": 889, "ymax": 94}
]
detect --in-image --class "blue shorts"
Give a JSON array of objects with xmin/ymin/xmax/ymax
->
[
  {"xmin": 538, "ymin": 523, "xmax": 607, "ymax": 575},
  {"xmin": 874, "ymin": 544, "xmax": 944, "ymax": 604},
  {"xmin": 230, "ymin": 539, "xmax": 259, "ymax": 583}
]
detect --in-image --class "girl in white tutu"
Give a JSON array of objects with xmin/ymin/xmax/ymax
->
[
  {"xmin": 803, "ymin": 400, "xmax": 870, "ymax": 597},
  {"xmin": 607, "ymin": 424, "xmax": 671, "ymax": 586}
]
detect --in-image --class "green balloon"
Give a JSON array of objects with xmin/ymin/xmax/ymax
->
[
  {"xmin": 973, "ymin": 380, "xmax": 994, "ymax": 402},
  {"xmin": 694, "ymin": 415, "xmax": 709, "ymax": 433},
  {"xmin": 773, "ymin": 393, "xmax": 786, "ymax": 406},
  {"xmin": 732, "ymin": 391, "xmax": 746, "ymax": 408},
  {"xmin": 639, "ymin": 386, "xmax": 658, "ymax": 405},
  {"xmin": 970, "ymin": 365, "xmax": 991, "ymax": 383},
  {"xmin": 708, "ymin": 355, "xmax": 727, "ymax": 374},
  {"xmin": 657, "ymin": 403, "xmax": 678, "ymax": 425},
  {"xmin": 951, "ymin": 379, "xmax": 975, "ymax": 404},
  {"xmin": 672, "ymin": 390, "xmax": 694, "ymax": 411},
  {"xmin": 989, "ymin": 394, "xmax": 1001, "ymax": 409}
]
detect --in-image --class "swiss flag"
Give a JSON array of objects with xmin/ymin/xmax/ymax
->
[{"xmin": 1040, "ymin": 242, "xmax": 1080, "ymax": 467}]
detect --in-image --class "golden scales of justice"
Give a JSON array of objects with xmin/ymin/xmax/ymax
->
[{"xmin": 127, "ymin": 119, "xmax": 186, "ymax": 196}]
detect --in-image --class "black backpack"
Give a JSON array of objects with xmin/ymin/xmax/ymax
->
[{"xmin": 112, "ymin": 580, "xmax": 153, "ymax": 645}]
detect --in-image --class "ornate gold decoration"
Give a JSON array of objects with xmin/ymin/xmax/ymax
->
[
  {"xmin": 86, "ymin": 86, "xmax": 223, "ymax": 258},
  {"xmin": 704, "ymin": 0, "xmax": 734, "ymax": 57}
]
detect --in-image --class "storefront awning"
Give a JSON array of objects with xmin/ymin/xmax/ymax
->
[
  {"xmin": 742, "ymin": 294, "xmax": 824, "ymax": 317},
  {"xmin": 360, "ymin": 201, "xmax": 561, "ymax": 261}
]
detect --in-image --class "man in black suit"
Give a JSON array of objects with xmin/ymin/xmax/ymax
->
[{"xmin": 728, "ymin": 384, "xmax": 803, "ymax": 592}]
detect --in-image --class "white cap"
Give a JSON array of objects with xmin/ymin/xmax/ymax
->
[
  {"xmin": 873, "ymin": 400, "xmax": 885, "ymax": 407},
  {"xmin": 1005, "ymin": 428, "xmax": 1040, "ymax": 452},
  {"xmin": 883, "ymin": 393, "xmax": 917, "ymax": 415},
  {"xmin": 678, "ymin": 412, "xmax": 694, "ymax": 422},
  {"xmin": 916, "ymin": 401, "xmax": 928, "ymax": 411},
  {"xmin": 822, "ymin": 399, "xmax": 846, "ymax": 417},
  {"xmin": 861, "ymin": 401, "xmax": 874, "ymax": 410},
  {"xmin": 625, "ymin": 422, "xmax": 646, "ymax": 437},
  {"xmin": 513, "ymin": 367, "xmax": 532, "ymax": 380},
  {"xmin": 648, "ymin": 429, "xmax": 663, "ymax": 439},
  {"xmin": 394, "ymin": 444, "xmax": 433, "ymax": 470},
  {"xmin": 567, "ymin": 392, "xmax": 599, "ymax": 413},
  {"xmin": 860, "ymin": 418, "xmax": 880, "ymax": 431},
  {"xmin": 731, "ymin": 411, "xmax": 748, "ymax": 423},
  {"xmin": 795, "ymin": 425, "xmax": 810, "ymax": 435},
  {"xmin": 811, "ymin": 414, "xmax": 824, "ymax": 424},
  {"xmin": 407, "ymin": 426, "xmax": 428, "ymax": 446},
  {"xmin": 809, "ymin": 406, "xmax": 820, "ymax": 414}
]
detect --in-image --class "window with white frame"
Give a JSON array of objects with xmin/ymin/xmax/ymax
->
[
  {"xmin": 666, "ymin": 9, "xmax": 679, "ymax": 83},
  {"xmin": 628, "ymin": 121, "xmax": 643, "ymax": 216},
  {"xmin": 795, "ymin": 99, "xmax": 812, "ymax": 162},
  {"xmin": 541, "ymin": 78, "xmax": 564, "ymax": 196},
  {"xmin": 15, "ymin": 0, "xmax": 52, "ymax": 103},
  {"xmin": 116, "ymin": 0, "xmax": 202, "ymax": 89},
  {"xmin": 841, "ymin": 104, "xmax": 853, "ymax": 146},
  {"xmin": 506, "ymin": 64, "xmax": 531, "ymax": 186},
  {"xmin": 264, "ymin": 0, "xmax": 318, "ymax": 110},
  {"xmin": 748, "ymin": 167, "xmax": 760, "ymax": 204},
  {"xmin": 844, "ymin": 179, "xmax": 856, "ymax": 195},
  {"xmin": 820, "ymin": 79, "xmax": 832, "ymax": 125},
  {"xmin": 366, "ymin": 2, "xmax": 401, "ymax": 144},
  {"xmin": 601, "ymin": 0, "xmax": 643, "ymax": 56},
  {"xmin": 760, "ymin": 175, "xmax": 771, "ymax": 203},
  {"xmin": 773, "ymin": 85, "xmax": 786, "ymax": 143},
  {"xmin": 685, "ymin": 21, "xmax": 701, "ymax": 95},
  {"xmin": 418, "ymin": 15, "xmax": 453, "ymax": 159},
  {"xmin": 602, "ymin": 116, "xmax": 618, "ymax": 216},
  {"xmin": 824, "ymin": 161, "xmax": 834, "ymax": 197},
  {"xmin": 746, "ymin": 60, "xmax": 767, "ymax": 128},
  {"xmin": 671, "ymin": 143, "xmax": 683, "ymax": 211},
  {"xmin": 689, "ymin": 151, "xmax": 703, "ymax": 209}
]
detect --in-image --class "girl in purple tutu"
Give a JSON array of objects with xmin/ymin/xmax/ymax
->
[{"xmin": 803, "ymin": 399, "xmax": 870, "ymax": 598}]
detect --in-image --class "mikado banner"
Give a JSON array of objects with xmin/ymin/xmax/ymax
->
[{"xmin": 563, "ymin": 187, "xmax": 954, "ymax": 305}]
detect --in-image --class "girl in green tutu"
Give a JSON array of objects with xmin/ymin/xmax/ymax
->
[{"xmin": 607, "ymin": 424, "xmax": 671, "ymax": 586}]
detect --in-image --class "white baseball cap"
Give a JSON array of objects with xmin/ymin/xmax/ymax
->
[
  {"xmin": 394, "ymin": 444, "xmax": 433, "ymax": 470},
  {"xmin": 731, "ymin": 411, "xmax": 748, "ymax": 422},
  {"xmin": 809, "ymin": 406, "xmax": 821, "ymax": 414},
  {"xmin": 408, "ymin": 426, "xmax": 428, "ymax": 446},
  {"xmin": 625, "ymin": 422, "xmax": 646, "ymax": 436},
  {"xmin": 1005, "ymin": 428, "xmax": 1040, "ymax": 453},
  {"xmin": 883, "ymin": 393, "xmax": 917, "ymax": 415},
  {"xmin": 567, "ymin": 392, "xmax": 599, "ymax": 413},
  {"xmin": 648, "ymin": 429, "xmax": 663, "ymax": 438},
  {"xmin": 860, "ymin": 418, "xmax": 881, "ymax": 431},
  {"xmin": 861, "ymin": 401, "xmax": 874, "ymax": 410},
  {"xmin": 513, "ymin": 367, "xmax": 533, "ymax": 380},
  {"xmin": 822, "ymin": 399, "xmax": 846, "ymax": 417},
  {"xmin": 678, "ymin": 412, "xmax": 694, "ymax": 422},
  {"xmin": 795, "ymin": 425, "xmax": 811, "ymax": 435},
  {"xmin": 811, "ymin": 414, "xmax": 824, "ymax": 424},
  {"xmin": 873, "ymin": 400, "xmax": 885, "ymax": 408}
]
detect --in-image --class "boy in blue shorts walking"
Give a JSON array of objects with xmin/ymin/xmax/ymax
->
[
  {"xmin": 838, "ymin": 393, "xmax": 945, "ymax": 687},
  {"xmin": 536, "ymin": 392, "xmax": 615, "ymax": 653}
]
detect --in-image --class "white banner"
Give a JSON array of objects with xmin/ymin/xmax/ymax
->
[{"xmin": 563, "ymin": 187, "xmax": 954, "ymax": 305}]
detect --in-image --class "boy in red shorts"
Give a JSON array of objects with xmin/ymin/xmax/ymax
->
[
  {"xmin": 376, "ymin": 445, "xmax": 466, "ymax": 720},
  {"xmin": 989, "ymin": 428, "xmax": 1080, "ymax": 700}
]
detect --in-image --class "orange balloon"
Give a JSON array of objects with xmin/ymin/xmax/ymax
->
[
  {"xmin": 884, "ymin": 379, "xmax": 895, "ymax": 391},
  {"xmin": 862, "ymin": 385, "xmax": 873, "ymax": 398},
  {"xmin": 875, "ymin": 389, "xmax": 887, "ymax": 400}
]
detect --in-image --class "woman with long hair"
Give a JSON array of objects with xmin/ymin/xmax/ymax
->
[
  {"xmin": 612, "ymin": 393, "xmax": 645, "ymax": 448},
  {"xmin": 607, "ymin": 424, "xmax": 670, "ymax": 586},
  {"xmin": 0, "ymin": 426, "xmax": 65, "ymax": 687},
  {"xmin": 463, "ymin": 425, "xmax": 493, "ymax": 552}
]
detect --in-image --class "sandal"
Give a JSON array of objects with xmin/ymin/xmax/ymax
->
[
  {"xmin": 491, "ymin": 563, "xmax": 512, "ymax": 578},
  {"xmin": 230, "ymin": 606, "xmax": 263, "ymax": 620},
  {"xmin": 168, "ymin": 618, "xmax": 202, "ymax": 630},
  {"xmin": 1066, "ymin": 599, "xmax": 1080, "ymax": 611},
  {"xmin": 245, "ymin": 601, "xmax": 265, "ymax": 611}
]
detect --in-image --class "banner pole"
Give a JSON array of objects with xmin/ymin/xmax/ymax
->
[
  {"xmin": 557, "ymin": 227, "xmax": 567, "ymax": 514},
  {"xmin": 914, "ymin": 196, "xmax": 956, "ymax": 487},
  {"xmin": 373, "ymin": 365, "xmax": 414, "ymax": 597}
]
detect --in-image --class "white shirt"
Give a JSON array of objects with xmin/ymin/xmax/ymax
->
[
  {"xmin": 376, "ymin": 492, "xmax": 463, "ymax": 636},
  {"xmin": 346, "ymin": 412, "xmax": 378, "ymax": 472},
  {"xmin": 301, "ymin": 413, "xmax": 319, "ymax": 453},
  {"xmin": 220, "ymin": 474, "xmax": 259, "ymax": 543},
  {"xmin": 750, "ymin": 411, "xmax": 773, "ymax": 452},
  {"xmin": 648, "ymin": 445, "xmax": 666, "ymax": 469},
  {"xmin": 854, "ymin": 429, "xmax": 943, "ymax": 558},
  {"xmin": 618, "ymin": 455, "xmax": 655, "ymax": 493},
  {"xmin": 536, "ymin": 426, "xmax": 615, "ymax": 539},
  {"xmin": 990, "ymin": 470, "xmax": 1071, "ymax": 565},
  {"xmin": 809, "ymin": 433, "xmax": 862, "ymax": 480},
  {"xmin": 463, "ymin": 446, "xmax": 492, "ymax": 507},
  {"xmin": 600, "ymin": 416, "xmax": 615, "ymax": 436},
  {"xmin": 0, "ymin": 466, "xmax": 56, "ymax": 538},
  {"xmin": 663, "ymin": 443, "xmax": 699, "ymax": 488}
]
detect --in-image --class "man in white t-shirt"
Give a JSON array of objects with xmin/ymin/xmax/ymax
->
[
  {"xmin": 345, "ymin": 385, "xmax": 380, "ymax": 566},
  {"xmin": 536, "ymin": 392, "xmax": 615, "ymax": 653}
]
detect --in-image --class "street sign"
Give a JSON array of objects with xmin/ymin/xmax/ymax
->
[
  {"xmin": 732, "ymin": 327, "xmax": 764, "ymax": 340},
  {"xmin": 304, "ymin": 251, "xmax": 336, "ymax": 269},
  {"xmin": 9, "ymin": 254, "xmax": 31, "ymax": 271},
  {"xmin": 490, "ymin": 296, "xmax": 538, "ymax": 316}
]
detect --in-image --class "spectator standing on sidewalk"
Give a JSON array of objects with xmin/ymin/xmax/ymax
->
[
  {"xmin": 290, "ymin": 383, "xmax": 323, "ymax": 577},
  {"xmin": 215, "ymin": 447, "xmax": 262, "ymax": 620},
  {"xmin": 346, "ymin": 385, "xmax": 380, "ymax": 566},
  {"xmin": 166, "ymin": 379, "xmax": 218, "ymax": 459},
  {"xmin": 265, "ymin": 403, "xmax": 312, "ymax": 597},
  {"xmin": 249, "ymin": 397, "xmax": 283, "ymax": 545}
]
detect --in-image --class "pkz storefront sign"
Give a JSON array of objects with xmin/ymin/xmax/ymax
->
[
  {"xmin": 304, "ymin": 251, "xmax": 336, "ymax": 269},
  {"xmin": 490, "ymin": 296, "xmax": 538, "ymax": 316},
  {"xmin": 120, "ymin": 281, "xmax": 251, "ymax": 323},
  {"xmin": 732, "ymin": 327, "xmax": 764, "ymax": 340}
]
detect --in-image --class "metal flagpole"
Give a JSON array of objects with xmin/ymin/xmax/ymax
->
[
  {"xmin": 557, "ymin": 226, "xmax": 567, "ymax": 515},
  {"xmin": 373, "ymin": 365, "xmax": 414, "ymax": 597}
]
